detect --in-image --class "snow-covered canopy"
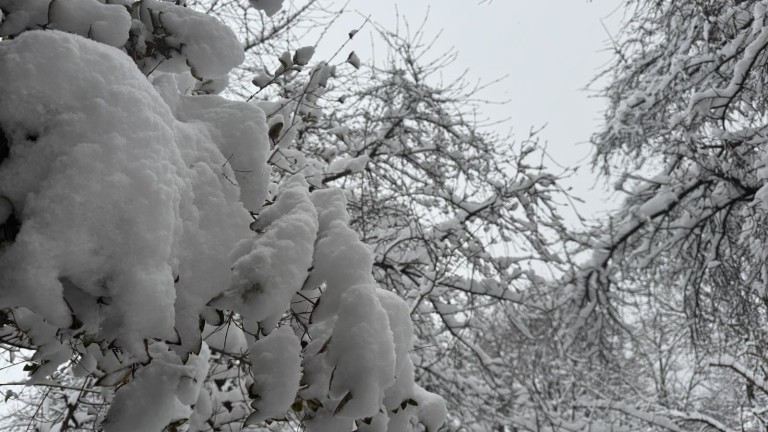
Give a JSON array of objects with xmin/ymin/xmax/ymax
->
[{"xmin": 0, "ymin": 1, "xmax": 445, "ymax": 431}]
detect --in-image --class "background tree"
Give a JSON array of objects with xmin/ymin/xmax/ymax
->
[
  {"xmin": 542, "ymin": 0, "xmax": 768, "ymax": 430},
  {"xmin": 182, "ymin": 1, "xmax": 581, "ymax": 430}
]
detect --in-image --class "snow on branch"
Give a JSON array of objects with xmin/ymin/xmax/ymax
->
[{"xmin": 0, "ymin": 3, "xmax": 446, "ymax": 431}]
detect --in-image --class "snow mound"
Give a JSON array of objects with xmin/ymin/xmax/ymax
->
[
  {"xmin": 328, "ymin": 154, "xmax": 369, "ymax": 174},
  {"xmin": 328, "ymin": 284, "xmax": 396, "ymax": 418},
  {"xmin": 103, "ymin": 343, "xmax": 210, "ymax": 432},
  {"xmin": 0, "ymin": 0, "xmax": 131, "ymax": 47},
  {"xmin": 244, "ymin": 326, "xmax": 302, "ymax": 425},
  {"xmin": 0, "ymin": 30, "xmax": 269, "ymax": 356},
  {"xmin": 210, "ymin": 174, "xmax": 317, "ymax": 330},
  {"xmin": 136, "ymin": 0, "xmax": 245, "ymax": 79},
  {"xmin": 304, "ymin": 189, "xmax": 375, "ymax": 322},
  {"xmin": 0, "ymin": 9, "xmax": 446, "ymax": 431},
  {"xmin": 295, "ymin": 190, "xmax": 447, "ymax": 431}
]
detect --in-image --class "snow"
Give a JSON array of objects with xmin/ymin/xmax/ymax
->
[
  {"xmin": 687, "ymin": 3, "xmax": 768, "ymax": 121},
  {"xmin": 328, "ymin": 154, "xmax": 369, "ymax": 174},
  {"xmin": 169, "ymin": 85, "xmax": 271, "ymax": 213},
  {"xmin": 48, "ymin": 0, "xmax": 131, "ymax": 47},
  {"xmin": 305, "ymin": 409, "xmax": 355, "ymax": 432},
  {"xmin": 327, "ymin": 284, "xmax": 396, "ymax": 418},
  {"xmin": 244, "ymin": 326, "xmax": 302, "ymax": 425},
  {"xmin": 136, "ymin": 0, "xmax": 245, "ymax": 79},
  {"xmin": 28, "ymin": 342, "xmax": 71, "ymax": 385},
  {"xmin": 278, "ymin": 50, "xmax": 294, "ymax": 70},
  {"xmin": 0, "ymin": 30, "xmax": 269, "ymax": 356},
  {"xmin": 0, "ymin": 30, "xmax": 181, "ymax": 346},
  {"xmin": 299, "ymin": 318, "xmax": 337, "ymax": 402},
  {"xmin": 347, "ymin": 51, "xmax": 361, "ymax": 69},
  {"xmin": 294, "ymin": 46, "xmax": 316, "ymax": 66},
  {"xmin": 304, "ymin": 189, "xmax": 375, "ymax": 320},
  {"xmin": 357, "ymin": 412, "xmax": 390, "ymax": 432},
  {"xmin": 249, "ymin": 0, "xmax": 285, "ymax": 17},
  {"xmin": 327, "ymin": 126, "xmax": 350, "ymax": 140},
  {"xmin": 0, "ymin": 0, "xmax": 48, "ymax": 37},
  {"xmin": 209, "ymin": 174, "xmax": 317, "ymax": 330},
  {"xmin": 377, "ymin": 289, "xmax": 416, "ymax": 410},
  {"xmin": 638, "ymin": 190, "xmax": 677, "ymax": 218},
  {"xmin": 202, "ymin": 323, "xmax": 248, "ymax": 354},
  {"xmin": 299, "ymin": 189, "xmax": 446, "ymax": 430},
  {"xmin": 0, "ymin": 0, "xmax": 131, "ymax": 47},
  {"xmin": 103, "ymin": 342, "xmax": 210, "ymax": 432},
  {"xmin": 152, "ymin": 77, "xmax": 264, "ymax": 355},
  {"xmin": 0, "ymin": 4, "xmax": 446, "ymax": 430},
  {"xmin": 252, "ymin": 71, "xmax": 275, "ymax": 89},
  {"xmin": 189, "ymin": 388, "xmax": 214, "ymax": 431},
  {"xmin": 414, "ymin": 385, "xmax": 448, "ymax": 432},
  {"xmin": 193, "ymin": 75, "xmax": 231, "ymax": 95}
]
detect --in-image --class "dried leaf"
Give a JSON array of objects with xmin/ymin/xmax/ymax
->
[{"xmin": 333, "ymin": 391, "xmax": 354, "ymax": 416}]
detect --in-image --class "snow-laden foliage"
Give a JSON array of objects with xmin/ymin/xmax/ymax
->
[
  {"xmin": 0, "ymin": 2, "xmax": 444, "ymax": 431},
  {"xmin": 185, "ymin": 2, "xmax": 578, "ymax": 429},
  {"xmin": 91, "ymin": 1, "xmax": 768, "ymax": 431},
  {"xmin": 0, "ymin": 0, "xmax": 131, "ymax": 47}
]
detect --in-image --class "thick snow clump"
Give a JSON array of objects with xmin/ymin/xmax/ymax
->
[{"xmin": 0, "ymin": 29, "xmax": 269, "ymax": 357}]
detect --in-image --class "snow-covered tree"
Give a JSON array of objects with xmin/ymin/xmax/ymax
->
[
  {"xmin": 543, "ymin": 0, "xmax": 768, "ymax": 430},
  {"xmin": 180, "ymin": 2, "xmax": 579, "ymax": 429},
  {"xmin": 0, "ymin": 1, "xmax": 447, "ymax": 431}
]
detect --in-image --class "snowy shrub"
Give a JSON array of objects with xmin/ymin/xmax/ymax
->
[{"xmin": 0, "ymin": 1, "xmax": 445, "ymax": 431}]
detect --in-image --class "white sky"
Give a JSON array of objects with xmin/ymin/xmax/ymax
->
[{"xmin": 317, "ymin": 0, "xmax": 626, "ymax": 224}]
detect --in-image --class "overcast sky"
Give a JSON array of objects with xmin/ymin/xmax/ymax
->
[{"xmin": 318, "ymin": 0, "xmax": 626, "ymax": 224}]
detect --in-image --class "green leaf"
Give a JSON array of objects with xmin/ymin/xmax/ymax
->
[
  {"xmin": 69, "ymin": 315, "xmax": 83, "ymax": 330},
  {"xmin": 291, "ymin": 400, "xmax": 303, "ymax": 412},
  {"xmin": 186, "ymin": 60, "xmax": 203, "ymax": 81},
  {"xmin": 162, "ymin": 418, "xmax": 188, "ymax": 432},
  {"xmin": 306, "ymin": 399, "xmax": 323, "ymax": 412}
]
